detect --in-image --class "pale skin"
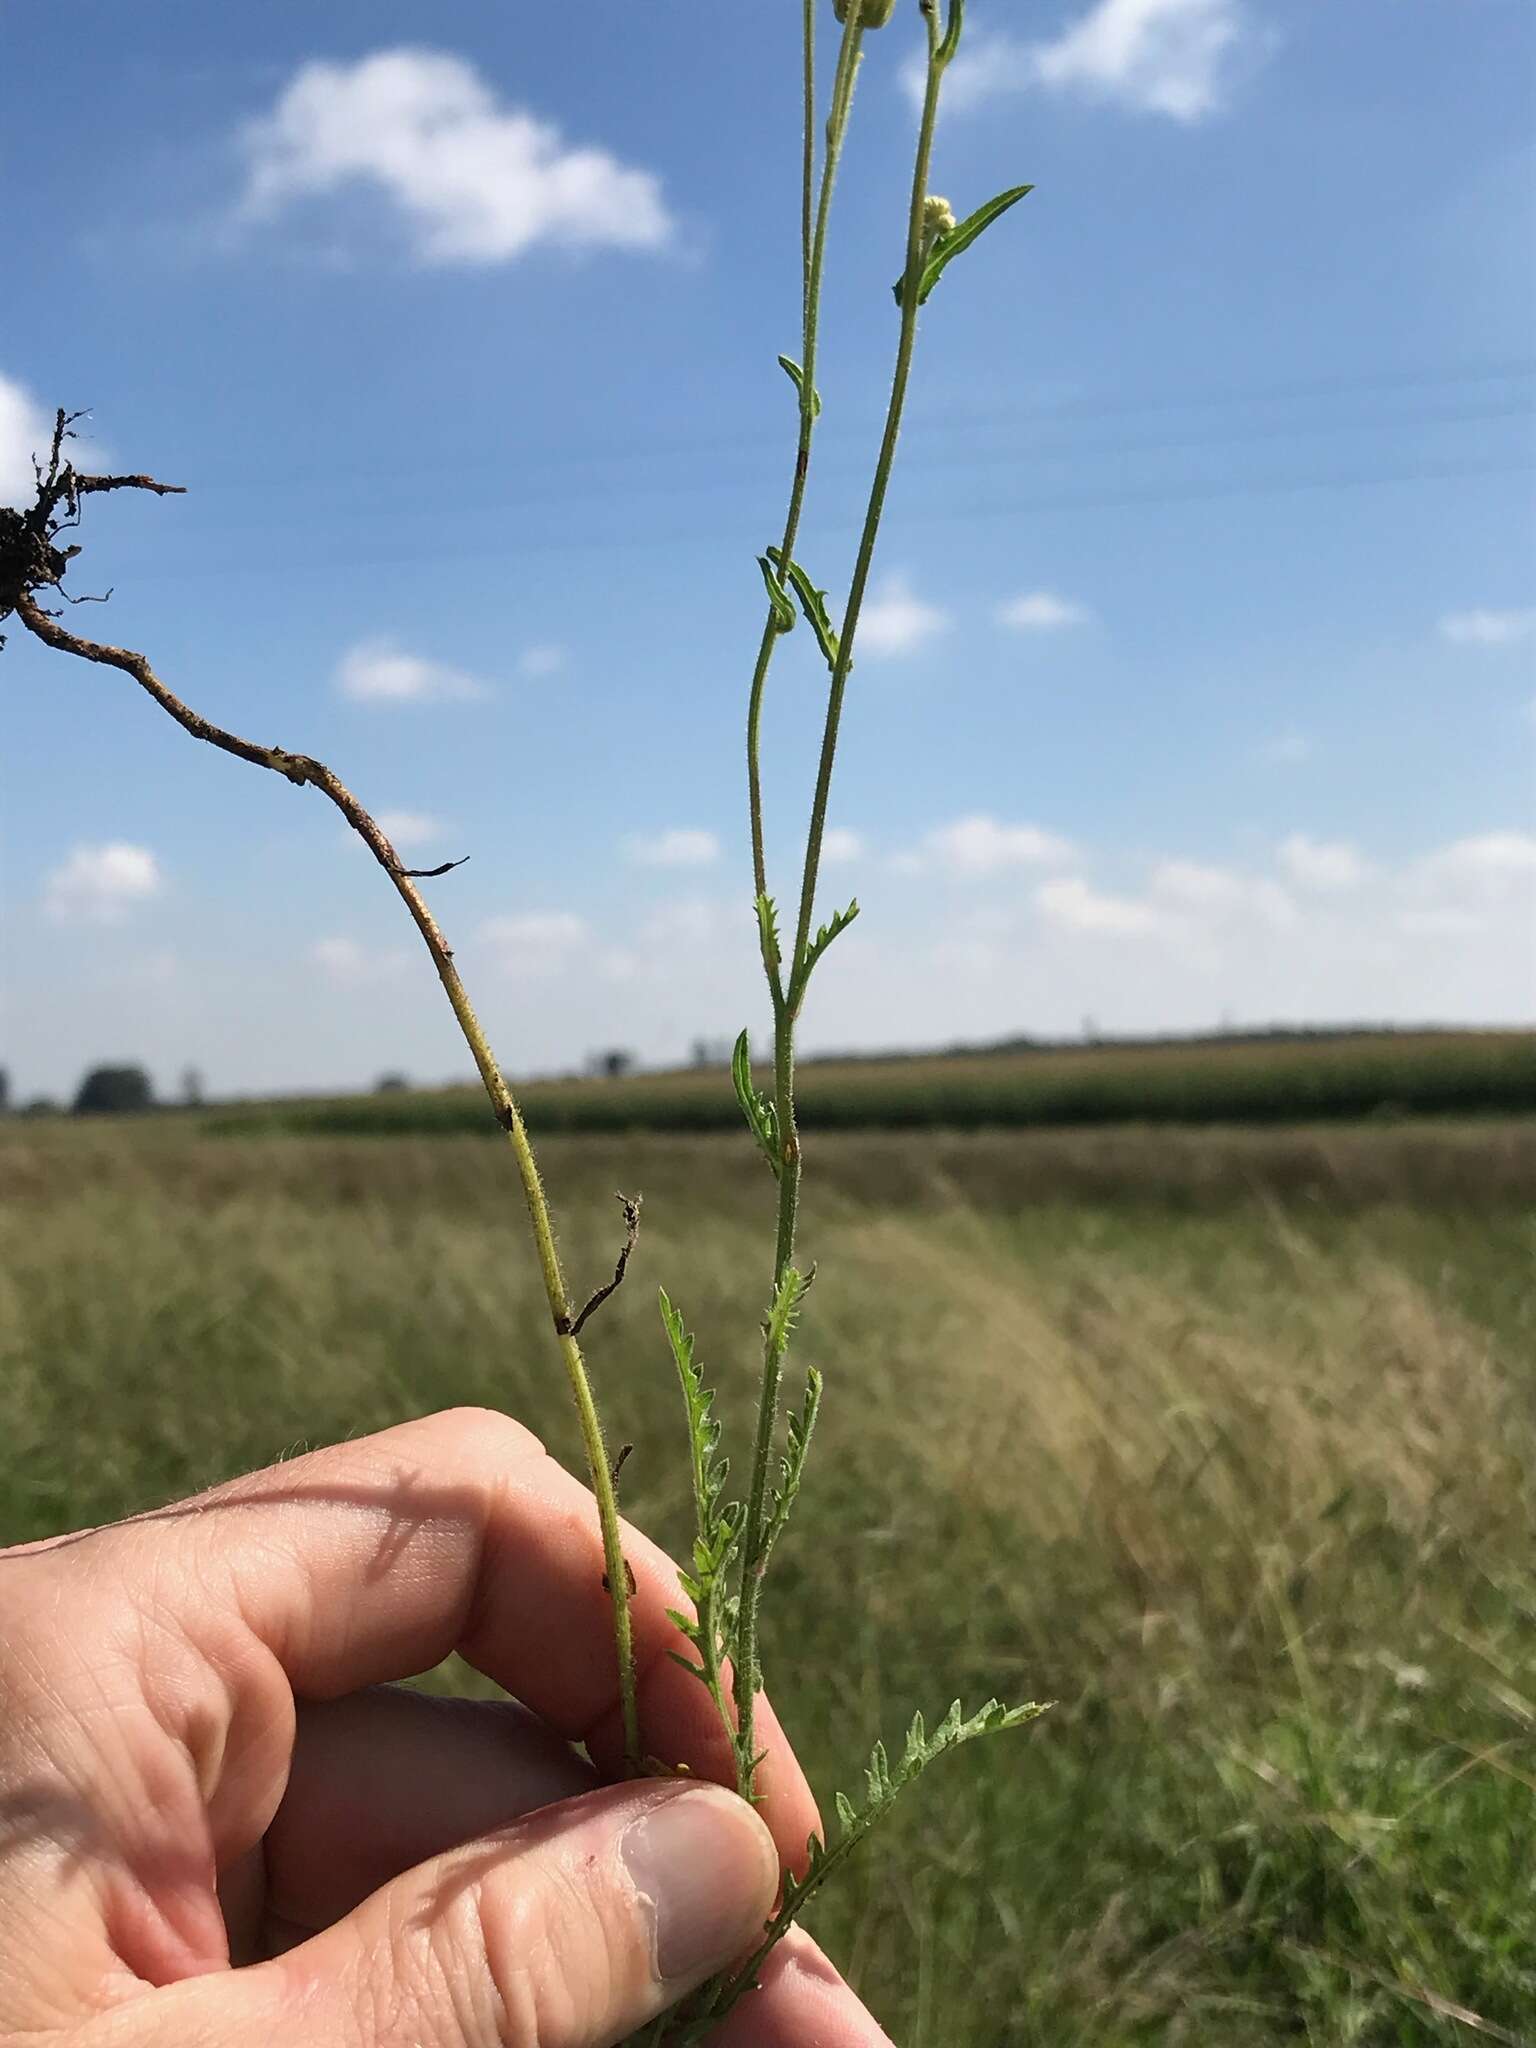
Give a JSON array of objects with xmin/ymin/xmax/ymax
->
[{"xmin": 0, "ymin": 1407, "xmax": 894, "ymax": 2047}]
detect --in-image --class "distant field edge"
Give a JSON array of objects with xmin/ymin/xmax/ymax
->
[{"xmin": 195, "ymin": 1031, "xmax": 1536, "ymax": 1139}]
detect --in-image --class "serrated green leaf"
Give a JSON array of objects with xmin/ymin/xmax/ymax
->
[
  {"xmin": 894, "ymin": 184, "xmax": 1034, "ymax": 309},
  {"xmin": 658, "ymin": 1288, "xmax": 740, "ymax": 1746},
  {"xmin": 777, "ymin": 353, "xmax": 822, "ymax": 417},
  {"xmin": 755, "ymin": 893, "xmax": 783, "ymax": 975},
  {"xmin": 765, "ymin": 548, "xmax": 842, "ymax": 672},
  {"xmin": 731, "ymin": 1029, "xmax": 780, "ymax": 1177},
  {"xmin": 756, "ymin": 554, "xmax": 796, "ymax": 635},
  {"xmin": 796, "ymin": 898, "xmax": 859, "ymax": 995}
]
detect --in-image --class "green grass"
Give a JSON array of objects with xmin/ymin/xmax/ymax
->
[
  {"xmin": 2, "ymin": 1119, "xmax": 1533, "ymax": 2044},
  {"xmin": 198, "ymin": 1029, "xmax": 1536, "ymax": 1140}
]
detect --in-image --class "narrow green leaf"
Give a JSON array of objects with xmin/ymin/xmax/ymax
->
[
  {"xmin": 757, "ymin": 554, "xmax": 796, "ymax": 636},
  {"xmin": 777, "ymin": 353, "xmax": 822, "ymax": 418},
  {"xmin": 755, "ymin": 893, "xmax": 783, "ymax": 975},
  {"xmin": 765, "ymin": 548, "xmax": 842, "ymax": 672},
  {"xmin": 797, "ymin": 898, "xmax": 860, "ymax": 992},
  {"xmin": 894, "ymin": 184, "xmax": 1034, "ymax": 308},
  {"xmin": 731, "ymin": 1028, "xmax": 780, "ymax": 1176}
]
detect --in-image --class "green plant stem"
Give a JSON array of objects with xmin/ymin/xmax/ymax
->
[
  {"xmin": 731, "ymin": 9, "xmax": 869, "ymax": 1803},
  {"xmin": 790, "ymin": 5, "xmax": 945, "ymax": 987},
  {"xmin": 746, "ymin": 6, "xmax": 864, "ymax": 921},
  {"xmin": 731, "ymin": 5, "xmax": 952, "ymax": 1809},
  {"xmin": 13, "ymin": 591, "xmax": 643, "ymax": 1774}
]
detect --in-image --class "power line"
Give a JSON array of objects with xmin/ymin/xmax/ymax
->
[{"xmin": 108, "ymin": 451, "xmax": 1536, "ymax": 582}]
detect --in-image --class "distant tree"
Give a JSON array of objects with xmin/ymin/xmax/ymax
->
[
  {"xmin": 373, "ymin": 1071, "xmax": 410, "ymax": 1093},
  {"xmin": 588, "ymin": 1049, "xmax": 635, "ymax": 1081},
  {"xmin": 180, "ymin": 1064, "xmax": 205, "ymax": 1108},
  {"xmin": 20, "ymin": 1096, "xmax": 59, "ymax": 1118},
  {"xmin": 0, "ymin": 1067, "xmax": 8, "ymax": 1113},
  {"xmin": 73, "ymin": 1064, "xmax": 154, "ymax": 1115}
]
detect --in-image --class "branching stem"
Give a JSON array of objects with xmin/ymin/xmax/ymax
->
[
  {"xmin": 13, "ymin": 589, "xmax": 644, "ymax": 1775},
  {"xmin": 731, "ymin": 0, "xmax": 953, "ymax": 1807}
]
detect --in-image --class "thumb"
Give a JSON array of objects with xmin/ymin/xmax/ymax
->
[{"xmin": 129, "ymin": 1782, "xmax": 780, "ymax": 2048}]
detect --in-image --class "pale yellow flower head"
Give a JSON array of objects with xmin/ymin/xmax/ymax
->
[{"xmin": 923, "ymin": 195, "xmax": 957, "ymax": 238}]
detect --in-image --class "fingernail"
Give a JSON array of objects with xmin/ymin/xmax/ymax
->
[{"xmin": 622, "ymin": 1786, "xmax": 777, "ymax": 1983}]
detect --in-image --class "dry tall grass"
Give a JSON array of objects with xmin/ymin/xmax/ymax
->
[{"xmin": 2, "ymin": 1123, "xmax": 1532, "ymax": 2042}]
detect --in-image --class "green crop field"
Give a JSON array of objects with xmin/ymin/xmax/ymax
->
[
  {"xmin": 199, "ymin": 1029, "xmax": 1536, "ymax": 1141},
  {"xmin": 3, "ymin": 1117, "xmax": 1533, "ymax": 2044}
]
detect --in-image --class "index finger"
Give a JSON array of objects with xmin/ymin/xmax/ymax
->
[{"xmin": 39, "ymin": 1407, "xmax": 821, "ymax": 1873}]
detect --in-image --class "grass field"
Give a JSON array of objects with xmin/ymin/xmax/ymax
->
[
  {"xmin": 2, "ymin": 1117, "xmax": 1534, "ymax": 2044},
  {"xmin": 200, "ymin": 1029, "xmax": 1536, "ymax": 1139}
]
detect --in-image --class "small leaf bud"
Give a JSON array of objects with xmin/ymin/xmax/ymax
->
[{"xmin": 834, "ymin": 0, "xmax": 899, "ymax": 25}]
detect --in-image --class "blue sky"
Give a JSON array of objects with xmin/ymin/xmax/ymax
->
[{"xmin": 2, "ymin": 0, "xmax": 1533, "ymax": 1101}]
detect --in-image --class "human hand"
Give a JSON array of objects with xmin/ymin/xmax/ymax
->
[{"xmin": 0, "ymin": 1408, "xmax": 892, "ymax": 2045}]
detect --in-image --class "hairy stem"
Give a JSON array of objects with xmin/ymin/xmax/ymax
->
[
  {"xmin": 791, "ymin": 5, "xmax": 946, "ymax": 985},
  {"xmin": 14, "ymin": 591, "xmax": 643, "ymax": 1774},
  {"xmin": 747, "ymin": 5, "xmax": 864, "ymax": 923},
  {"xmin": 731, "ymin": 7, "xmax": 869, "ymax": 1797},
  {"xmin": 732, "ymin": 0, "xmax": 952, "ymax": 1808}
]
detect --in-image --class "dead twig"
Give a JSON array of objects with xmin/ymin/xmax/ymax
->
[{"xmin": 563, "ymin": 1194, "xmax": 643, "ymax": 1338}]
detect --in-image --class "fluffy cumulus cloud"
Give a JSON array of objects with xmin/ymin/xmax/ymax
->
[
  {"xmin": 1259, "ymin": 729, "xmax": 1312, "ymax": 766},
  {"xmin": 478, "ymin": 911, "xmax": 588, "ymax": 976},
  {"xmin": 374, "ymin": 810, "xmax": 445, "ymax": 850},
  {"xmin": 919, "ymin": 815, "xmax": 1077, "ymax": 877},
  {"xmin": 308, "ymin": 935, "xmax": 411, "ymax": 985},
  {"xmin": 1035, "ymin": 876, "xmax": 1173, "ymax": 936},
  {"xmin": 1278, "ymin": 834, "xmax": 1369, "ymax": 892},
  {"xmin": 821, "ymin": 827, "xmax": 866, "ymax": 865},
  {"xmin": 518, "ymin": 643, "xmax": 568, "ymax": 678},
  {"xmin": 240, "ymin": 48, "xmax": 675, "ymax": 265},
  {"xmin": 1151, "ymin": 858, "xmax": 1296, "ymax": 926},
  {"xmin": 0, "ymin": 371, "xmax": 52, "ymax": 505},
  {"xmin": 335, "ymin": 638, "xmax": 488, "ymax": 704},
  {"xmin": 623, "ymin": 827, "xmax": 721, "ymax": 868},
  {"xmin": 921, "ymin": 0, "xmax": 1265, "ymax": 122},
  {"xmin": 997, "ymin": 590, "xmax": 1092, "ymax": 632},
  {"xmin": 857, "ymin": 575, "xmax": 949, "ymax": 658},
  {"xmin": 44, "ymin": 843, "xmax": 162, "ymax": 924},
  {"xmin": 1438, "ymin": 608, "xmax": 1536, "ymax": 647}
]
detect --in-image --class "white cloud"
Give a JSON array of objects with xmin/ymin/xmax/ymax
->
[
  {"xmin": 1278, "ymin": 834, "xmax": 1369, "ymax": 893},
  {"xmin": 1259, "ymin": 729, "xmax": 1312, "ymax": 766},
  {"xmin": 336, "ymin": 637, "xmax": 488, "ymax": 704},
  {"xmin": 240, "ymin": 48, "xmax": 675, "ymax": 266},
  {"xmin": 857, "ymin": 575, "xmax": 949, "ymax": 659},
  {"xmin": 821, "ymin": 828, "xmax": 866, "ymax": 865},
  {"xmin": 1151, "ymin": 859, "xmax": 1297, "ymax": 927},
  {"xmin": 478, "ymin": 911, "xmax": 588, "ymax": 975},
  {"xmin": 518, "ymin": 643, "xmax": 568, "ymax": 678},
  {"xmin": 1036, "ymin": 876, "xmax": 1174, "ymax": 936},
  {"xmin": 1438, "ymin": 608, "xmax": 1536, "ymax": 647},
  {"xmin": 924, "ymin": 0, "xmax": 1264, "ymax": 123},
  {"xmin": 1150, "ymin": 858, "xmax": 1246, "ymax": 908},
  {"xmin": 309, "ymin": 935, "xmax": 411, "ymax": 985},
  {"xmin": 624, "ymin": 827, "xmax": 721, "ymax": 868},
  {"xmin": 1395, "ymin": 907, "xmax": 1484, "ymax": 940},
  {"xmin": 638, "ymin": 899, "xmax": 721, "ymax": 947},
  {"xmin": 997, "ymin": 590, "xmax": 1093, "ymax": 633},
  {"xmin": 44, "ymin": 843, "xmax": 162, "ymax": 924},
  {"xmin": 921, "ymin": 814, "xmax": 1077, "ymax": 877},
  {"xmin": 375, "ymin": 810, "xmax": 445, "ymax": 851},
  {"xmin": 1418, "ymin": 831, "xmax": 1536, "ymax": 888},
  {"xmin": 0, "ymin": 372, "xmax": 52, "ymax": 505}
]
